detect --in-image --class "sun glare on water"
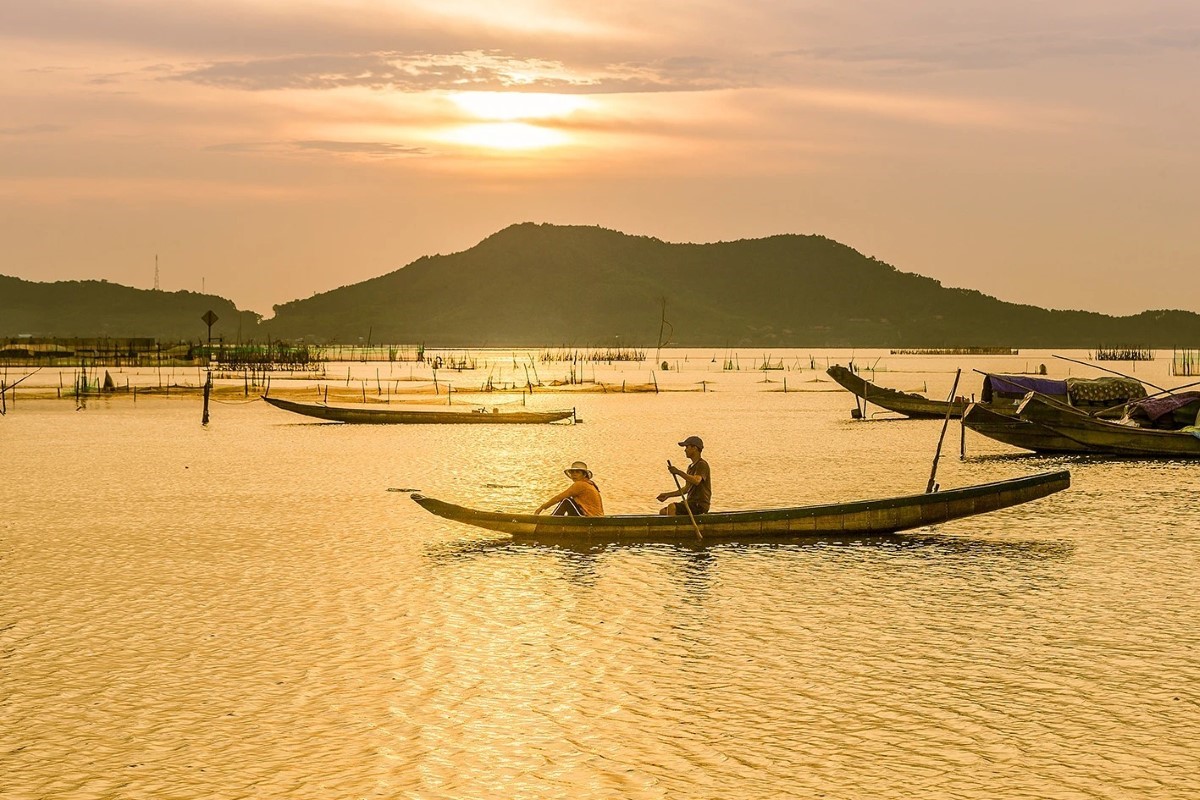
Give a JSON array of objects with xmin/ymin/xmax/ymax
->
[{"xmin": 442, "ymin": 92, "xmax": 590, "ymax": 151}]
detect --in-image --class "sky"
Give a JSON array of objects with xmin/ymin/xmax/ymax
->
[{"xmin": 1, "ymin": 1, "xmax": 1198, "ymax": 318}]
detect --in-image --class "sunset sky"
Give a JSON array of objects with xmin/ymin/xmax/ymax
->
[{"xmin": 2, "ymin": 1, "xmax": 1197, "ymax": 317}]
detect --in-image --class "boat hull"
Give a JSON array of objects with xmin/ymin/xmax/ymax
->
[
  {"xmin": 411, "ymin": 471, "xmax": 1071, "ymax": 542},
  {"xmin": 826, "ymin": 365, "xmax": 967, "ymax": 419},
  {"xmin": 1017, "ymin": 394, "xmax": 1200, "ymax": 457},
  {"xmin": 962, "ymin": 402, "xmax": 1094, "ymax": 453},
  {"xmin": 263, "ymin": 395, "xmax": 575, "ymax": 424}
]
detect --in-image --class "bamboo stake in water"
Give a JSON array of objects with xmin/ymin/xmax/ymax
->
[
  {"xmin": 201, "ymin": 371, "xmax": 212, "ymax": 425},
  {"xmin": 926, "ymin": 369, "xmax": 962, "ymax": 494},
  {"xmin": 960, "ymin": 411, "xmax": 967, "ymax": 460}
]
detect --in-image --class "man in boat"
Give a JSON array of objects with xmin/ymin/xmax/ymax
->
[
  {"xmin": 535, "ymin": 461, "xmax": 604, "ymax": 516},
  {"xmin": 657, "ymin": 436, "xmax": 711, "ymax": 516}
]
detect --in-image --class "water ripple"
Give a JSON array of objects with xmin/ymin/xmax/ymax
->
[{"xmin": 4, "ymin": 363, "xmax": 1200, "ymax": 798}]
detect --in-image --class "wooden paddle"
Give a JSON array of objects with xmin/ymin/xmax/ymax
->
[{"xmin": 668, "ymin": 460, "xmax": 703, "ymax": 541}]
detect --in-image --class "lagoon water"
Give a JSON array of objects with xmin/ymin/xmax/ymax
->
[{"xmin": 3, "ymin": 349, "xmax": 1199, "ymax": 799}]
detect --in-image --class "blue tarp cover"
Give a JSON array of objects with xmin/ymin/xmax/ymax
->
[{"xmin": 981, "ymin": 375, "xmax": 1067, "ymax": 402}]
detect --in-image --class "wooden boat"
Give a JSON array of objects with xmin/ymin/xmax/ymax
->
[
  {"xmin": 826, "ymin": 365, "xmax": 968, "ymax": 419},
  {"xmin": 831, "ymin": 367, "xmax": 1145, "ymax": 424},
  {"xmin": 962, "ymin": 375, "xmax": 1147, "ymax": 454},
  {"xmin": 961, "ymin": 402, "xmax": 1094, "ymax": 454},
  {"xmin": 410, "ymin": 470, "xmax": 1070, "ymax": 542},
  {"xmin": 263, "ymin": 395, "xmax": 576, "ymax": 424},
  {"xmin": 1016, "ymin": 393, "xmax": 1200, "ymax": 457}
]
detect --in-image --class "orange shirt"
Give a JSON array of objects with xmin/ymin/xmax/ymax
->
[{"xmin": 564, "ymin": 478, "xmax": 604, "ymax": 516}]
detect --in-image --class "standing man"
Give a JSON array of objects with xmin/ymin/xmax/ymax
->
[{"xmin": 657, "ymin": 436, "xmax": 711, "ymax": 515}]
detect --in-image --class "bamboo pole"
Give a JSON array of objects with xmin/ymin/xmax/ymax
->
[
  {"xmin": 926, "ymin": 369, "xmax": 962, "ymax": 493},
  {"xmin": 201, "ymin": 371, "xmax": 211, "ymax": 425}
]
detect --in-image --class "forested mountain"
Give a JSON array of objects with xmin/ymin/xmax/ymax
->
[
  {"xmin": 259, "ymin": 223, "xmax": 1200, "ymax": 347},
  {"xmin": 5, "ymin": 223, "xmax": 1200, "ymax": 347},
  {"xmin": 0, "ymin": 276, "xmax": 260, "ymax": 340}
]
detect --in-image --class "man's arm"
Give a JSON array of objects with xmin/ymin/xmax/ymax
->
[
  {"xmin": 656, "ymin": 486, "xmax": 686, "ymax": 502},
  {"xmin": 669, "ymin": 464, "xmax": 701, "ymax": 486}
]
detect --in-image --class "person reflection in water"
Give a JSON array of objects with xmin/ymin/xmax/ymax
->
[
  {"xmin": 535, "ymin": 461, "xmax": 604, "ymax": 516},
  {"xmin": 657, "ymin": 436, "xmax": 711, "ymax": 516}
]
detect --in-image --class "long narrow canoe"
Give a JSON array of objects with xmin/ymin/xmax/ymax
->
[
  {"xmin": 1017, "ymin": 393, "xmax": 1200, "ymax": 457},
  {"xmin": 962, "ymin": 402, "xmax": 1094, "ymax": 454},
  {"xmin": 411, "ymin": 471, "xmax": 1070, "ymax": 542},
  {"xmin": 264, "ymin": 395, "xmax": 576, "ymax": 424},
  {"xmin": 826, "ymin": 365, "xmax": 968, "ymax": 420}
]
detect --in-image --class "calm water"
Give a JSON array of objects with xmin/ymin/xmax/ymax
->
[{"xmin": 3, "ymin": 350, "xmax": 1199, "ymax": 799}]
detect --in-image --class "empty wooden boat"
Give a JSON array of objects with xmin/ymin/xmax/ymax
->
[
  {"xmin": 411, "ymin": 470, "xmax": 1071, "ymax": 542},
  {"xmin": 263, "ymin": 395, "xmax": 576, "ymax": 424},
  {"xmin": 826, "ymin": 365, "xmax": 968, "ymax": 419}
]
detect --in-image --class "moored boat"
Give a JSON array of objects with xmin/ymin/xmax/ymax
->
[
  {"xmin": 962, "ymin": 374, "xmax": 1147, "ymax": 453},
  {"xmin": 962, "ymin": 401, "xmax": 1094, "ymax": 454},
  {"xmin": 1016, "ymin": 393, "xmax": 1200, "ymax": 457},
  {"xmin": 826, "ymin": 365, "xmax": 968, "ymax": 419},
  {"xmin": 263, "ymin": 395, "xmax": 576, "ymax": 424},
  {"xmin": 410, "ymin": 470, "xmax": 1071, "ymax": 542}
]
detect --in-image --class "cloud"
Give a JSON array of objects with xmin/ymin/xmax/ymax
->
[
  {"xmin": 0, "ymin": 124, "xmax": 67, "ymax": 136},
  {"xmin": 206, "ymin": 140, "xmax": 428, "ymax": 158},
  {"xmin": 776, "ymin": 27, "xmax": 1200, "ymax": 76},
  {"xmin": 173, "ymin": 52, "xmax": 572, "ymax": 92},
  {"xmin": 292, "ymin": 140, "xmax": 428, "ymax": 157},
  {"xmin": 0, "ymin": 1, "xmax": 456, "ymax": 59},
  {"xmin": 169, "ymin": 50, "xmax": 762, "ymax": 94}
]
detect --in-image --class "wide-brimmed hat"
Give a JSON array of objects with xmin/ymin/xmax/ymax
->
[
  {"xmin": 678, "ymin": 436, "xmax": 704, "ymax": 450},
  {"xmin": 564, "ymin": 460, "xmax": 593, "ymax": 478}
]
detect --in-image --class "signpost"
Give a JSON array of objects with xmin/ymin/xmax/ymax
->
[{"xmin": 201, "ymin": 310, "xmax": 219, "ymax": 344}]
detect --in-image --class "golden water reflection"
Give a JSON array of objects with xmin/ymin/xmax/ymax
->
[{"xmin": 3, "ymin": 349, "xmax": 1199, "ymax": 798}]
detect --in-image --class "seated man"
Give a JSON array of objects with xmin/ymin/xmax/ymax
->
[
  {"xmin": 657, "ymin": 436, "xmax": 711, "ymax": 515},
  {"xmin": 535, "ymin": 461, "xmax": 604, "ymax": 516}
]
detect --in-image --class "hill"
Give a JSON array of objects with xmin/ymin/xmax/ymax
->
[
  {"xmin": 259, "ymin": 223, "xmax": 1200, "ymax": 348},
  {"xmin": 0, "ymin": 276, "xmax": 261, "ymax": 340},
  {"xmin": 5, "ymin": 224, "xmax": 1200, "ymax": 347}
]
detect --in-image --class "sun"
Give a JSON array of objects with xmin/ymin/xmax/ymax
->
[{"xmin": 440, "ymin": 91, "xmax": 590, "ymax": 151}]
